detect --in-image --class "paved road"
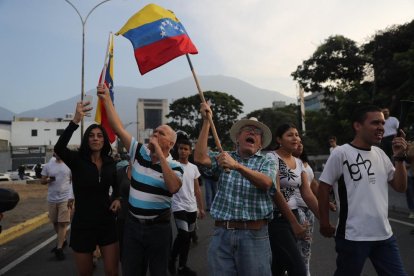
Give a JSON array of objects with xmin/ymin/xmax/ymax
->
[{"xmin": 1, "ymin": 211, "xmax": 413, "ymax": 276}]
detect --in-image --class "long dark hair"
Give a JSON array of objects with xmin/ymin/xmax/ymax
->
[
  {"xmin": 79, "ymin": 124, "xmax": 112, "ymax": 158},
  {"xmin": 275, "ymin": 123, "xmax": 298, "ymax": 139},
  {"xmin": 274, "ymin": 123, "xmax": 298, "ymax": 149},
  {"xmin": 298, "ymin": 147, "xmax": 310, "ymax": 163}
]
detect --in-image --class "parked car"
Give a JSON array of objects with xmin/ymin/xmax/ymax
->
[
  {"xmin": 7, "ymin": 171, "xmax": 34, "ymax": 181},
  {"xmin": 17, "ymin": 164, "xmax": 44, "ymax": 179},
  {"xmin": 0, "ymin": 173, "xmax": 12, "ymax": 182},
  {"xmin": 23, "ymin": 164, "xmax": 37, "ymax": 178},
  {"xmin": 8, "ymin": 171, "xmax": 19, "ymax": 181}
]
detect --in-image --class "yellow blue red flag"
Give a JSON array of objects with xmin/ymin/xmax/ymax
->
[
  {"xmin": 95, "ymin": 34, "xmax": 116, "ymax": 143},
  {"xmin": 116, "ymin": 3, "xmax": 198, "ymax": 75}
]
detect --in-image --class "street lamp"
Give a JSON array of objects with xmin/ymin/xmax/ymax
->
[{"xmin": 64, "ymin": 0, "xmax": 112, "ymax": 137}]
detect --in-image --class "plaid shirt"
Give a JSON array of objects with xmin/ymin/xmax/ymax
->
[{"xmin": 209, "ymin": 150, "xmax": 276, "ymax": 221}]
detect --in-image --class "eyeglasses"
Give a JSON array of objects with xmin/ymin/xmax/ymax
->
[{"xmin": 240, "ymin": 126, "xmax": 263, "ymax": 135}]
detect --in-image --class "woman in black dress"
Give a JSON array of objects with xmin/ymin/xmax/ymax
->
[{"xmin": 54, "ymin": 100, "xmax": 120, "ymax": 276}]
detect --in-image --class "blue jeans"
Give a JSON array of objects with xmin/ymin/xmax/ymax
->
[
  {"xmin": 269, "ymin": 213, "xmax": 306, "ymax": 276},
  {"xmin": 406, "ymin": 176, "xmax": 414, "ymax": 211},
  {"xmin": 122, "ymin": 217, "xmax": 172, "ymax": 276},
  {"xmin": 208, "ymin": 225, "xmax": 272, "ymax": 276},
  {"xmin": 334, "ymin": 235, "xmax": 407, "ymax": 276},
  {"xmin": 203, "ymin": 177, "xmax": 217, "ymax": 210}
]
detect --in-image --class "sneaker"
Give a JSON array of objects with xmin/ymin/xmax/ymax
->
[
  {"xmin": 55, "ymin": 248, "xmax": 65, "ymax": 261},
  {"xmin": 168, "ymin": 257, "xmax": 177, "ymax": 275},
  {"xmin": 408, "ymin": 212, "xmax": 414, "ymax": 219},
  {"xmin": 51, "ymin": 240, "xmax": 68, "ymax": 253},
  {"xmin": 177, "ymin": 266, "xmax": 197, "ymax": 276}
]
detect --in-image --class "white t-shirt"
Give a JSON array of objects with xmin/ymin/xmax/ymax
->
[
  {"xmin": 319, "ymin": 143, "xmax": 395, "ymax": 241},
  {"xmin": 267, "ymin": 152, "xmax": 305, "ymax": 210},
  {"xmin": 41, "ymin": 159, "xmax": 73, "ymax": 203},
  {"xmin": 384, "ymin": 116, "xmax": 399, "ymax": 137},
  {"xmin": 171, "ymin": 162, "xmax": 201, "ymax": 212},
  {"xmin": 295, "ymin": 164, "xmax": 314, "ymax": 208}
]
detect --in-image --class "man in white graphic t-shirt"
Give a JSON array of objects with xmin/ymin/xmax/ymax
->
[{"xmin": 318, "ymin": 105, "xmax": 408, "ymax": 276}]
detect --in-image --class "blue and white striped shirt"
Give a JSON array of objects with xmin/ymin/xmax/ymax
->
[{"xmin": 128, "ymin": 137, "xmax": 183, "ymax": 220}]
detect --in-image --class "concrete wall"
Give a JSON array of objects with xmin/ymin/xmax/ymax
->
[{"xmin": 0, "ymin": 150, "xmax": 11, "ymax": 172}]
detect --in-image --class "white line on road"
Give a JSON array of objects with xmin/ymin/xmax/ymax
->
[
  {"xmin": 389, "ymin": 218, "xmax": 414, "ymax": 227},
  {"xmin": 0, "ymin": 234, "xmax": 56, "ymax": 275}
]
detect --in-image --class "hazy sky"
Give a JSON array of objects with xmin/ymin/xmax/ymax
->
[{"xmin": 1, "ymin": 0, "xmax": 413, "ymax": 113}]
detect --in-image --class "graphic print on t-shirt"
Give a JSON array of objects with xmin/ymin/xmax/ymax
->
[
  {"xmin": 278, "ymin": 158, "xmax": 298, "ymax": 202},
  {"xmin": 343, "ymin": 153, "xmax": 375, "ymax": 184}
]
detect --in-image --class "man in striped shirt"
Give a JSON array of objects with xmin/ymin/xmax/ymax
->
[
  {"xmin": 98, "ymin": 84, "xmax": 183, "ymax": 276},
  {"xmin": 194, "ymin": 103, "xmax": 276, "ymax": 276}
]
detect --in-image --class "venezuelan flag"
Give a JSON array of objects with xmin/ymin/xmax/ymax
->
[
  {"xmin": 116, "ymin": 3, "xmax": 198, "ymax": 75},
  {"xmin": 95, "ymin": 35, "xmax": 116, "ymax": 143}
]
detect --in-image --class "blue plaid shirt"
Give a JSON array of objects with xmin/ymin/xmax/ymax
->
[{"xmin": 209, "ymin": 150, "xmax": 276, "ymax": 221}]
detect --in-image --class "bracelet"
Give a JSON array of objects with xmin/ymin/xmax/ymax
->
[{"xmin": 393, "ymin": 154, "xmax": 406, "ymax": 162}]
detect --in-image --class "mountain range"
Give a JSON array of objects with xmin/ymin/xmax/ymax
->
[{"xmin": 1, "ymin": 75, "xmax": 295, "ymax": 135}]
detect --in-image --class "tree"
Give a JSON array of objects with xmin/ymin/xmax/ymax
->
[
  {"xmin": 363, "ymin": 20, "xmax": 414, "ymax": 111},
  {"xmin": 166, "ymin": 91, "xmax": 243, "ymax": 149},
  {"xmin": 290, "ymin": 20, "xmax": 414, "ymax": 151},
  {"xmin": 292, "ymin": 35, "xmax": 365, "ymax": 94},
  {"xmin": 291, "ymin": 35, "xmax": 367, "ymax": 114}
]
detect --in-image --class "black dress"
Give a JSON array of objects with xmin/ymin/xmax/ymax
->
[{"xmin": 54, "ymin": 121, "xmax": 119, "ymax": 253}]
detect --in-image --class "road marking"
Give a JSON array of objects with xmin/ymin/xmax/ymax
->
[
  {"xmin": 0, "ymin": 234, "xmax": 56, "ymax": 275},
  {"xmin": 0, "ymin": 212, "xmax": 49, "ymax": 245},
  {"xmin": 389, "ymin": 218, "xmax": 414, "ymax": 227}
]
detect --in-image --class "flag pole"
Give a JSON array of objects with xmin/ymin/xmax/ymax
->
[
  {"xmin": 185, "ymin": 54, "xmax": 224, "ymax": 153},
  {"xmin": 100, "ymin": 32, "xmax": 112, "ymax": 86}
]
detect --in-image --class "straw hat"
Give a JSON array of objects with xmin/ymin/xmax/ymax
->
[{"xmin": 229, "ymin": 117, "xmax": 272, "ymax": 148}]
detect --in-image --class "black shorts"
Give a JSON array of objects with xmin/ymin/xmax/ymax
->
[{"xmin": 70, "ymin": 221, "xmax": 118, "ymax": 253}]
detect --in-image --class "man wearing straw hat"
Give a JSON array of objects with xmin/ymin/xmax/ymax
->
[{"xmin": 194, "ymin": 103, "xmax": 275, "ymax": 276}]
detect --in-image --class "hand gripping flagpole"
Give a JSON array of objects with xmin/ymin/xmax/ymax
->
[
  {"xmin": 185, "ymin": 54, "xmax": 230, "ymax": 173},
  {"xmin": 185, "ymin": 54, "xmax": 225, "ymax": 153}
]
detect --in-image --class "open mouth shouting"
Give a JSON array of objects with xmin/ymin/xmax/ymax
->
[{"xmin": 245, "ymin": 136, "xmax": 256, "ymax": 145}]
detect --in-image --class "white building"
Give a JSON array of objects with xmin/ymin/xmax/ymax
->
[
  {"xmin": 136, "ymin": 99, "xmax": 169, "ymax": 144},
  {"xmin": 0, "ymin": 121, "xmax": 12, "ymax": 172},
  {"xmin": 304, "ymin": 91, "xmax": 326, "ymax": 111},
  {"xmin": 11, "ymin": 115, "xmax": 94, "ymax": 147},
  {"xmin": 0, "ymin": 121, "xmax": 11, "ymax": 151},
  {"xmin": 272, "ymin": 101, "xmax": 286, "ymax": 109},
  {"xmin": 10, "ymin": 115, "xmax": 94, "ymax": 169}
]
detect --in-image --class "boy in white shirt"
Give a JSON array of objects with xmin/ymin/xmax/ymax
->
[{"xmin": 169, "ymin": 140, "xmax": 205, "ymax": 276}]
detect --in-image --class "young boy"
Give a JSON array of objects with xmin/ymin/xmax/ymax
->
[{"xmin": 169, "ymin": 140, "xmax": 205, "ymax": 275}]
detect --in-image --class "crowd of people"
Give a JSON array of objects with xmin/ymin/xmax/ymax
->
[{"xmin": 17, "ymin": 85, "xmax": 411, "ymax": 276}]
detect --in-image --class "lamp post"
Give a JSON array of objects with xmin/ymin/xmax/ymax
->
[{"xmin": 64, "ymin": 0, "xmax": 112, "ymax": 137}]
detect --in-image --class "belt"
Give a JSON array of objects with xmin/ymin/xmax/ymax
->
[
  {"xmin": 215, "ymin": 220, "xmax": 267, "ymax": 230},
  {"xmin": 129, "ymin": 211, "xmax": 170, "ymax": 226}
]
